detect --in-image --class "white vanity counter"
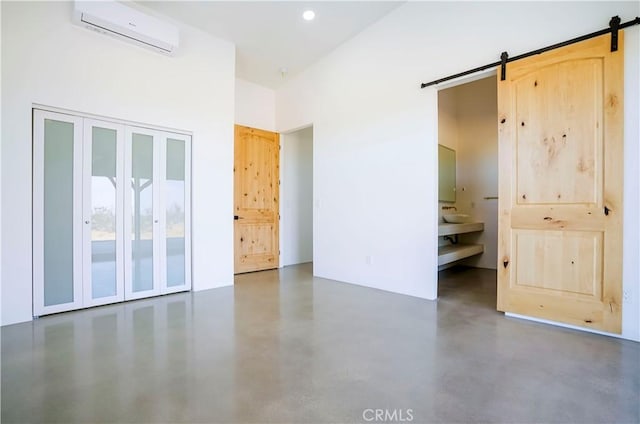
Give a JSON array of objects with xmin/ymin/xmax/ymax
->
[{"xmin": 438, "ymin": 222, "xmax": 484, "ymax": 266}]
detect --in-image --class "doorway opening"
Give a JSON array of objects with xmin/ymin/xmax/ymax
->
[
  {"xmin": 436, "ymin": 74, "xmax": 498, "ymax": 307},
  {"xmin": 280, "ymin": 126, "xmax": 313, "ymax": 270}
]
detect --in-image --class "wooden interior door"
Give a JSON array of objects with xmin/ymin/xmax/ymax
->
[
  {"xmin": 497, "ymin": 34, "xmax": 624, "ymax": 333},
  {"xmin": 234, "ymin": 125, "xmax": 280, "ymax": 273}
]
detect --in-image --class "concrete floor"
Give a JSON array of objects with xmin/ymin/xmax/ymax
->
[{"xmin": 2, "ymin": 264, "xmax": 639, "ymax": 423}]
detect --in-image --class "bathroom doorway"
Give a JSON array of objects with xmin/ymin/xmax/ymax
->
[
  {"xmin": 280, "ymin": 126, "xmax": 314, "ymax": 269},
  {"xmin": 436, "ymin": 74, "xmax": 498, "ymax": 305}
]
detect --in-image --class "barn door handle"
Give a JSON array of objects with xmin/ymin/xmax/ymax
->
[{"xmin": 234, "ymin": 215, "xmax": 244, "ymax": 220}]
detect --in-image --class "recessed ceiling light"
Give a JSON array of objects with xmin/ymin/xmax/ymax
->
[{"xmin": 302, "ymin": 10, "xmax": 315, "ymax": 21}]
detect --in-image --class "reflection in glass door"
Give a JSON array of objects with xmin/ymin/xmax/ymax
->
[{"xmin": 83, "ymin": 120, "xmax": 125, "ymax": 307}]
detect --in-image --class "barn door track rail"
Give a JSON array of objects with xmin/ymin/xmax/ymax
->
[{"xmin": 420, "ymin": 15, "xmax": 640, "ymax": 89}]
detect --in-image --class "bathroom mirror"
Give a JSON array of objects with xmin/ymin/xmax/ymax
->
[{"xmin": 438, "ymin": 145, "xmax": 456, "ymax": 202}]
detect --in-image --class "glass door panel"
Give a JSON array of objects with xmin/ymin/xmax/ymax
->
[
  {"xmin": 83, "ymin": 120, "xmax": 124, "ymax": 306},
  {"xmin": 165, "ymin": 138, "xmax": 186, "ymax": 288},
  {"xmin": 125, "ymin": 128, "xmax": 160, "ymax": 300},
  {"xmin": 44, "ymin": 119, "xmax": 75, "ymax": 305},
  {"xmin": 162, "ymin": 133, "xmax": 191, "ymax": 294},
  {"xmin": 132, "ymin": 134, "xmax": 154, "ymax": 292},
  {"xmin": 91, "ymin": 128, "xmax": 117, "ymax": 297},
  {"xmin": 33, "ymin": 110, "xmax": 83, "ymax": 316}
]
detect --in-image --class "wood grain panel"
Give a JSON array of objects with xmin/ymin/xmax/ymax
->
[
  {"xmin": 514, "ymin": 230, "xmax": 602, "ymax": 298},
  {"xmin": 515, "ymin": 59, "xmax": 603, "ymax": 205},
  {"xmin": 234, "ymin": 125, "xmax": 279, "ymax": 273},
  {"xmin": 497, "ymin": 34, "xmax": 623, "ymax": 334}
]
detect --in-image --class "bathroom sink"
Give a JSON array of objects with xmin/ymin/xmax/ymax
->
[{"xmin": 443, "ymin": 213, "xmax": 471, "ymax": 223}]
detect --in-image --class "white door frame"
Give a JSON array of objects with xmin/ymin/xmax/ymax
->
[
  {"xmin": 124, "ymin": 126, "xmax": 163, "ymax": 301},
  {"xmin": 161, "ymin": 131, "xmax": 192, "ymax": 295},
  {"xmin": 82, "ymin": 118, "xmax": 126, "ymax": 308},
  {"xmin": 33, "ymin": 110, "xmax": 85, "ymax": 316}
]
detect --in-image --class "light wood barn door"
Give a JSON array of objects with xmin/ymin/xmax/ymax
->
[
  {"xmin": 497, "ymin": 34, "xmax": 624, "ymax": 333},
  {"xmin": 234, "ymin": 125, "xmax": 280, "ymax": 273}
]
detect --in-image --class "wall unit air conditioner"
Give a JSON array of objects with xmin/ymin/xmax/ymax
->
[{"xmin": 73, "ymin": 1, "xmax": 179, "ymax": 55}]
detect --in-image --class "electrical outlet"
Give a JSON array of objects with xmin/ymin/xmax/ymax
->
[{"xmin": 365, "ymin": 255, "xmax": 373, "ymax": 265}]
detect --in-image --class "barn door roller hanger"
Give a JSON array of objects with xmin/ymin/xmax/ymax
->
[{"xmin": 420, "ymin": 15, "xmax": 639, "ymax": 88}]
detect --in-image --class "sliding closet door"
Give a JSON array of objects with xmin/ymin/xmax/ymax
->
[
  {"xmin": 33, "ymin": 110, "xmax": 84, "ymax": 316},
  {"xmin": 124, "ymin": 127, "xmax": 161, "ymax": 300},
  {"xmin": 162, "ymin": 133, "xmax": 192, "ymax": 294},
  {"xmin": 124, "ymin": 129, "xmax": 191, "ymax": 297},
  {"xmin": 82, "ymin": 119, "xmax": 125, "ymax": 307},
  {"xmin": 35, "ymin": 110, "xmax": 192, "ymax": 316}
]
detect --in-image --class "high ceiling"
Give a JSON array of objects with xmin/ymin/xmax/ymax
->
[{"xmin": 138, "ymin": 1, "xmax": 403, "ymax": 88}]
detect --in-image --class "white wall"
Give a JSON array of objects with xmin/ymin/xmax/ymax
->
[
  {"xmin": 281, "ymin": 127, "xmax": 313, "ymax": 266},
  {"xmin": 437, "ymin": 88, "xmax": 458, "ymax": 151},
  {"xmin": 275, "ymin": 1, "xmax": 640, "ymax": 340},
  {"xmin": 235, "ymin": 78, "xmax": 276, "ymax": 131},
  {"xmin": 1, "ymin": 1, "xmax": 236, "ymax": 326}
]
